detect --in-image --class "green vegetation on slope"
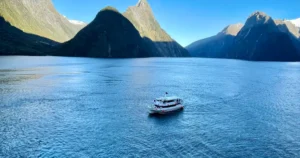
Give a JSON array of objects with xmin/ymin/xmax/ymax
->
[{"xmin": 0, "ymin": 0, "xmax": 85, "ymax": 42}]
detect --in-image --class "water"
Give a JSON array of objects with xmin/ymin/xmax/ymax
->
[{"xmin": 1, "ymin": 56, "xmax": 300, "ymax": 157}]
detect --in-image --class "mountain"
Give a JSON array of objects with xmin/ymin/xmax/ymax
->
[
  {"xmin": 0, "ymin": 16, "xmax": 57, "ymax": 55},
  {"xmin": 275, "ymin": 20, "xmax": 300, "ymax": 52},
  {"xmin": 186, "ymin": 23, "xmax": 243, "ymax": 57},
  {"xmin": 54, "ymin": 7, "xmax": 151, "ymax": 58},
  {"xmin": 275, "ymin": 20, "xmax": 299, "ymax": 39},
  {"xmin": 230, "ymin": 11, "xmax": 300, "ymax": 61},
  {"xmin": 187, "ymin": 11, "xmax": 300, "ymax": 61},
  {"xmin": 0, "ymin": 0, "xmax": 85, "ymax": 42},
  {"xmin": 123, "ymin": 0, "xmax": 189, "ymax": 57}
]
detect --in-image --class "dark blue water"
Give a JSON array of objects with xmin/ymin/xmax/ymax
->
[{"xmin": 1, "ymin": 56, "xmax": 300, "ymax": 157}]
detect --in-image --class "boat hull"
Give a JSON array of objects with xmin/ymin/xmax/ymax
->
[{"xmin": 149, "ymin": 104, "xmax": 184, "ymax": 115}]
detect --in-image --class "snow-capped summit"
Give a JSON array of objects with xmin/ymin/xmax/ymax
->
[
  {"xmin": 287, "ymin": 18, "xmax": 300, "ymax": 27},
  {"xmin": 62, "ymin": 15, "xmax": 86, "ymax": 26}
]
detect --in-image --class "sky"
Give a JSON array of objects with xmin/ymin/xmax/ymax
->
[{"xmin": 52, "ymin": 0, "xmax": 300, "ymax": 47}]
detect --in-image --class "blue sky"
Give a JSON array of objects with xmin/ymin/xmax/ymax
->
[{"xmin": 52, "ymin": 0, "xmax": 300, "ymax": 47}]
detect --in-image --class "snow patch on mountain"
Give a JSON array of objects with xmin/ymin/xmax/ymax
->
[
  {"xmin": 68, "ymin": 20, "xmax": 86, "ymax": 25},
  {"xmin": 62, "ymin": 15, "xmax": 86, "ymax": 26}
]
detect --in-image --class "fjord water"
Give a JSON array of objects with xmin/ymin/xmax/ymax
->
[{"xmin": 1, "ymin": 56, "xmax": 300, "ymax": 157}]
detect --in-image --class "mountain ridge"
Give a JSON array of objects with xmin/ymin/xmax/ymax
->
[
  {"xmin": 229, "ymin": 11, "xmax": 299, "ymax": 61},
  {"xmin": 187, "ymin": 11, "xmax": 300, "ymax": 61},
  {"xmin": 187, "ymin": 23, "xmax": 243, "ymax": 57}
]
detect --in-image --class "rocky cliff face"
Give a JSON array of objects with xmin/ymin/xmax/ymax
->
[
  {"xmin": 0, "ymin": 0, "xmax": 85, "ymax": 42},
  {"xmin": 123, "ymin": 0, "xmax": 189, "ymax": 57},
  {"xmin": 55, "ymin": 7, "xmax": 151, "ymax": 58},
  {"xmin": 187, "ymin": 23, "xmax": 243, "ymax": 57}
]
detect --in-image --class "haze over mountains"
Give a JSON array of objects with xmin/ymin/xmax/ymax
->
[{"xmin": 187, "ymin": 12, "xmax": 300, "ymax": 61}]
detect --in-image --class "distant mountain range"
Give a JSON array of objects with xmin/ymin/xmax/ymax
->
[{"xmin": 187, "ymin": 12, "xmax": 300, "ymax": 61}]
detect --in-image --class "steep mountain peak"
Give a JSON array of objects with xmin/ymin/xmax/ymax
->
[
  {"xmin": 219, "ymin": 23, "xmax": 244, "ymax": 36},
  {"xmin": 250, "ymin": 11, "xmax": 268, "ymax": 17},
  {"xmin": 96, "ymin": 7, "xmax": 120, "ymax": 21},
  {"xmin": 123, "ymin": 0, "xmax": 162, "ymax": 41},
  {"xmin": 137, "ymin": 0, "xmax": 150, "ymax": 8},
  {"xmin": 242, "ymin": 11, "xmax": 277, "ymax": 31},
  {"xmin": 101, "ymin": 6, "xmax": 119, "ymax": 13},
  {"xmin": 123, "ymin": 0, "xmax": 189, "ymax": 57},
  {"xmin": 56, "ymin": 5, "xmax": 150, "ymax": 58},
  {"xmin": 248, "ymin": 11, "xmax": 271, "ymax": 24}
]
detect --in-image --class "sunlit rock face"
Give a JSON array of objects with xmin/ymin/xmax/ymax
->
[
  {"xmin": 123, "ymin": 0, "xmax": 189, "ymax": 57},
  {"xmin": 0, "ymin": 0, "xmax": 85, "ymax": 42}
]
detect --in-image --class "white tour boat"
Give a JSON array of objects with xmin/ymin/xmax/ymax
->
[{"xmin": 149, "ymin": 93, "xmax": 184, "ymax": 115}]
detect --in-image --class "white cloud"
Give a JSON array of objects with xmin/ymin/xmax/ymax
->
[{"xmin": 287, "ymin": 18, "xmax": 300, "ymax": 27}]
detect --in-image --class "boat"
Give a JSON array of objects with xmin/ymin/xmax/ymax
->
[{"xmin": 149, "ymin": 94, "xmax": 184, "ymax": 115}]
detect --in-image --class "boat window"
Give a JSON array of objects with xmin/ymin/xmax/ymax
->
[
  {"xmin": 155, "ymin": 102, "xmax": 180, "ymax": 108},
  {"xmin": 165, "ymin": 100, "xmax": 176, "ymax": 103}
]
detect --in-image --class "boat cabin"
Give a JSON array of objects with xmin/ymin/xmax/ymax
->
[{"xmin": 154, "ymin": 96, "xmax": 182, "ymax": 108}]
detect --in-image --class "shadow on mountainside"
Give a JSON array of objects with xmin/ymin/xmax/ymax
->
[
  {"xmin": 186, "ymin": 34, "xmax": 235, "ymax": 58},
  {"xmin": 142, "ymin": 37, "xmax": 190, "ymax": 57},
  {"xmin": 277, "ymin": 23, "xmax": 300, "ymax": 52},
  {"xmin": 0, "ymin": 16, "xmax": 58, "ymax": 56},
  {"xmin": 52, "ymin": 9, "xmax": 190, "ymax": 58}
]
